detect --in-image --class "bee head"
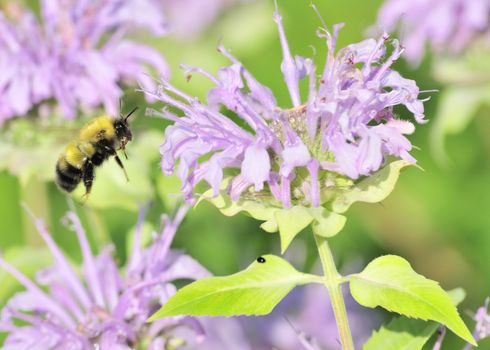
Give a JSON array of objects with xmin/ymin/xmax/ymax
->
[{"xmin": 115, "ymin": 107, "xmax": 137, "ymax": 148}]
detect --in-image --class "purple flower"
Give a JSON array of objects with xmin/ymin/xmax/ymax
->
[
  {"xmin": 145, "ymin": 3, "xmax": 426, "ymax": 208},
  {"xmin": 0, "ymin": 205, "xmax": 367, "ymax": 350},
  {"xmin": 0, "ymin": 205, "xmax": 213, "ymax": 349},
  {"xmin": 161, "ymin": 0, "xmax": 238, "ymax": 40},
  {"xmin": 238, "ymin": 284, "xmax": 379, "ymax": 350},
  {"xmin": 377, "ymin": 0, "xmax": 490, "ymax": 65},
  {"xmin": 0, "ymin": 0, "xmax": 168, "ymax": 124},
  {"xmin": 464, "ymin": 298, "xmax": 490, "ymax": 349}
]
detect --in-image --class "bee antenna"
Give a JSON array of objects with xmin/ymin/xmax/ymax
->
[{"xmin": 124, "ymin": 107, "xmax": 138, "ymax": 122}]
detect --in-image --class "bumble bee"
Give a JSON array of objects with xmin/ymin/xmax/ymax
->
[{"xmin": 55, "ymin": 107, "xmax": 137, "ymax": 197}]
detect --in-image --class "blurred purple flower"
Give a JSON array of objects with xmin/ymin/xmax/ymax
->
[
  {"xmin": 377, "ymin": 0, "xmax": 490, "ymax": 66},
  {"xmin": 161, "ymin": 0, "xmax": 239, "ymax": 40},
  {"xmin": 0, "ymin": 0, "xmax": 169, "ymax": 124},
  {"xmin": 0, "ymin": 205, "xmax": 367, "ymax": 350},
  {"xmin": 239, "ymin": 284, "xmax": 379, "ymax": 350},
  {"xmin": 0, "ymin": 205, "xmax": 214, "ymax": 349},
  {"xmin": 145, "ymin": 3, "xmax": 426, "ymax": 208},
  {"xmin": 464, "ymin": 298, "xmax": 490, "ymax": 349}
]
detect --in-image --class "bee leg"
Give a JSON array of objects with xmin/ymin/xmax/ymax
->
[
  {"xmin": 82, "ymin": 161, "xmax": 95, "ymax": 199},
  {"xmin": 100, "ymin": 143, "xmax": 130, "ymax": 181},
  {"xmin": 114, "ymin": 154, "xmax": 129, "ymax": 182}
]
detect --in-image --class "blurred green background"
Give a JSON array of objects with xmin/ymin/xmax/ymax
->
[{"xmin": 0, "ymin": 0, "xmax": 489, "ymax": 349}]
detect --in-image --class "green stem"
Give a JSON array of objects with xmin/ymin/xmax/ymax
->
[
  {"xmin": 314, "ymin": 234, "xmax": 354, "ymax": 350},
  {"xmin": 83, "ymin": 206, "xmax": 109, "ymax": 247},
  {"xmin": 21, "ymin": 179, "xmax": 50, "ymax": 246}
]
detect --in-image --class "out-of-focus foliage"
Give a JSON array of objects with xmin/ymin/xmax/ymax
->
[{"xmin": 431, "ymin": 43, "xmax": 490, "ymax": 163}]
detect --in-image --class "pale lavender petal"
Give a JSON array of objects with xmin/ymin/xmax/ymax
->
[
  {"xmin": 229, "ymin": 175, "xmax": 252, "ymax": 201},
  {"xmin": 273, "ymin": 1, "xmax": 302, "ymax": 107},
  {"xmin": 280, "ymin": 141, "xmax": 312, "ymax": 177},
  {"xmin": 162, "ymin": 0, "xmax": 229, "ymax": 39},
  {"xmin": 307, "ymin": 160, "xmax": 320, "ymax": 207},
  {"xmin": 1, "ymin": 204, "xmax": 215, "ymax": 348},
  {"xmin": 163, "ymin": 254, "xmax": 212, "ymax": 281},
  {"xmin": 128, "ymin": 204, "xmax": 149, "ymax": 273},
  {"xmin": 377, "ymin": 0, "xmax": 490, "ymax": 65},
  {"xmin": 241, "ymin": 144, "xmax": 271, "ymax": 191},
  {"xmin": 0, "ymin": 257, "xmax": 75, "ymax": 328},
  {"xmin": 64, "ymin": 212, "xmax": 106, "ymax": 309},
  {"xmin": 33, "ymin": 217, "xmax": 92, "ymax": 311},
  {"xmin": 0, "ymin": 0, "xmax": 168, "ymax": 123},
  {"xmin": 96, "ymin": 247, "xmax": 122, "ymax": 312},
  {"xmin": 148, "ymin": 4, "xmax": 426, "ymax": 208}
]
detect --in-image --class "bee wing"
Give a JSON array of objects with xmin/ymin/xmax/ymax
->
[{"xmin": 37, "ymin": 120, "xmax": 87, "ymax": 144}]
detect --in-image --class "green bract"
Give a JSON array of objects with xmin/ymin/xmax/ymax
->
[
  {"xmin": 148, "ymin": 254, "xmax": 321, "ymax": 320},
  {"xmin": 349, "ymin": 256, "xmax": 475, "ymax": 345},
  {"xmin": 330, "ymin": 160, "xmax": 413, "ymax": 213},
  {"xmin": 200, "ymin": 160, "xmax": 412, "ymax": 252}
]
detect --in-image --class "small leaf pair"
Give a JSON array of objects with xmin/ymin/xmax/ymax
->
[{"xmin": 149, "ymin": 254, "xmax": 476, "ymax": 346}]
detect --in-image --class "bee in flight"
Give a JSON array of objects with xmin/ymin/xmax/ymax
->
[{"xmin": 55, "ymin": 107, "xmax": 137, "ymax": 198}]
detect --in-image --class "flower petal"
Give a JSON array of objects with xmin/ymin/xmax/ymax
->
[{"xmin": 241, "ymin": 144, "xmax": 271, "ymax": 191}]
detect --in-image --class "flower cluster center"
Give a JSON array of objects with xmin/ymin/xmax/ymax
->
[{"xmin": 269, "ymin": 105, "xmax": 308, "ymax": 142}]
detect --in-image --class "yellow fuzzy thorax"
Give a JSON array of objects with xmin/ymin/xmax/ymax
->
[
  {"xmin": 79, "ymin": 116, "xmax": 116, "ymax": 143},
  {"xmin": 59, "ymin": 142, "xmax": 92, "ymax": 169}
]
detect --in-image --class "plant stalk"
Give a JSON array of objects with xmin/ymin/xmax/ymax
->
[
  {"xmin": 83, "ymin": 206, "xmax": 109, "ymax": 247},
  {"xmin": 314, "ymin": 233, "xmax": 354, "ymax": 350},
  {"xmin": 21, "ymin": 179, "xmax": 50, "ymax": 246}
]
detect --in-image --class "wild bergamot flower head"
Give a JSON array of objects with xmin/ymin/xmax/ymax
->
[
  {"xmin": 0, "ymin": 0, "xmax": 168, "ymax": 123},
  {"xmin": 146, "ymin": 4, "xmax": 426, "ymax": 210},
  {"xmin": 0, "ymin": 205, "xmax": 213, "ymax": 349},
  {"xmin": 377, "ymin": 0, "xmax": 490, "ymax": 66}
]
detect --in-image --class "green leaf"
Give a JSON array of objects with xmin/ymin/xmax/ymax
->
[
  {"xmin": 364, "ymin": 318, "xmax": 439, "ymax": 350},
  {"xmin": 350, "ymin": 255, "xmax": 475, "ymax": 345},
  {"xmin": 332, "ymin": 160, "xmax": 413, "ymax": 214},
  {"xmin": 274, "ymin": 206, "xmax": 314, "ymax": 253},
  {"xmin": 148, "ymin": 254, "xmax": 320, "ymax": 320},
  {"xmin": 309, "ymin": 207, "xmax": 347, "ymax": 238},
  {"xmin": 363, "ymin": 288, "xmax": 466, "ymax": 350},
  {"xmin": 200, "ymin": 181, "xmax": 347, "ymax": 252},
  {"xmin": 272, "ymin": 206, "xmax": 346, "ymax": 252},
  {"xmin": 201, "ymin": 186, "xmax": 278, "ymax": 222}
]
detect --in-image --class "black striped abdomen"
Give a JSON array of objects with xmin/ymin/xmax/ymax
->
[{"xmin": 56, "ymin": 161, "xmax": 83, "ymax": 192}]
